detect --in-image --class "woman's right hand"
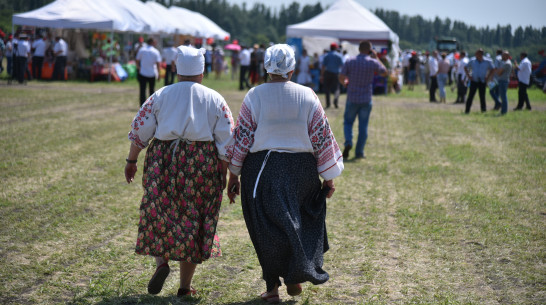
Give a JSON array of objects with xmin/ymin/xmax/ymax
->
[
  {"xmin": 227, "ymin": 172, "xmax": 240, "ymax": 204},
  {"xmin": 323, "ymin": 180, "xmax": 335, "ymax": 198},
  {"xmin": 125, "ymin": 163, "xmax": 137, "ymax": 184}
]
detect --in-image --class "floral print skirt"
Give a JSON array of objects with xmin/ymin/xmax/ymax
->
[{"xmin": 135, "ymin": 139, "xmax": 222, "ymax": 263}]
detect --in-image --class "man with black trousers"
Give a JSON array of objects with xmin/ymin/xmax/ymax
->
[
  {"xmin": 428, "ymin": 50, "xmax": 439, "ymax": 102},
  {"xmin": 464, "ymin": 48, "xmax": 496, "ymax": 113},
  {"xmin": 514, "ymin": 51, "xmax": 532, "ymax": 110},
  {"xmin": 136, "ymin": 38, "xmax": 161, "ymax": 106}
]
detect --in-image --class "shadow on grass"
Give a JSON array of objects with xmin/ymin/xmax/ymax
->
[{"xmin": 92, "ymin": 294, "xmax": 297, "ymax": 305}]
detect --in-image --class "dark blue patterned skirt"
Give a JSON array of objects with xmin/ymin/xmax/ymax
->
[{"xmin": 240, "ymin": 150, "xmax": 330, "ymax": 291}]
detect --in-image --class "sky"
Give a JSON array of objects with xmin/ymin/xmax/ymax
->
[{"xmin": 225, "ymin": 0, "xmax": 546, "ymax": 31}]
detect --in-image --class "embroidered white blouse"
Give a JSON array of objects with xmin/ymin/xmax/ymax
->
[
  {"xmin": 128, "ymin": 82, "xmax": 235, "ymax": 161},
  {"xmin": 228, "ymin": 82, "xmax": 344, "ymax": 181}
]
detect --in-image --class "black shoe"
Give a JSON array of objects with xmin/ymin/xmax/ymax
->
[
  {"xmin": 513, "ymin": 108, "xmax": 522, "ymax": 111},
  {"xmin": 493, "ymin": 106, "xmax": 501, "ymax": 111},
  {"xmin": 148, "ymin": 263, "xmax": 170, "ymax": 295},
  {"xmin": 342, "ymin": 145, "xmax": 352, "ymax": 159},
  {"xmin": 526, "ymin": 107, "xmax": 532, "ymax": 110},
  {"xmin": 355, "ymin": 155, "xmax": 366, "ymax": 160}
]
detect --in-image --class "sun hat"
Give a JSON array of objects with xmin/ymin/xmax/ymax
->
[
  {"xmin": 264, "ymin": 44, "xmax": 296, "ymax": 79},
  {"xmin": 176, "ymin": 46, "xmax": 205, "ymax": 76}
]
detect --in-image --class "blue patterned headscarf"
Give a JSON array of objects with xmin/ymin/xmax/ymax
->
[{"xmin": 264, "ymin": 44, "xmax": 296, "ymax": 79}]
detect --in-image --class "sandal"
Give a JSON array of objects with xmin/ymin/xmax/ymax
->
[
  {"xmin": 147, "ymin": 262, "xmax": 170, "ymax": 295},
  {"xmin": 177, "ymin": 286, "xmax": 197, "ymax": 297},
  {"xmin": 260, "ymin": 291, "xmax": 280, "ymax": 303},
  {"xmin": 286, "ymin": 283, "xmax": 302, "ymax": 296}
]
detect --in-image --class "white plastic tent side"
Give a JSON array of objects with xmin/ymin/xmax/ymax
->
[
  {"xmin": 12, "ymin": 0, "xmax": 115, "ymax": 30},
  {"xmin": 144, "ymin": 2, "xmax": 195, "ymax": 35},
  {"xmin": 168, "ymin": 6, "xmax": 229, "ymax": 40},
  {"xmin": 86, "ymin": 0, "xmax": 156, "ymax": 34},
  {"xmin": 12, "ymin": 0, "xmax": 163, "ymax": 34}
]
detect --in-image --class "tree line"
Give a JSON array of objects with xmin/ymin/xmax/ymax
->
[{"xmin": 4, "ymin": 0, "xmax": 545, "ymax": 61}]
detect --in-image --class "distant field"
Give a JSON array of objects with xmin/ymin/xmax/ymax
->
[{"xmin": 0, "ymin": 78, "xmax": 544, "ymax": 304}]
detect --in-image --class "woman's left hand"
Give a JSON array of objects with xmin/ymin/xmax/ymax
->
[{"xmin": 323, "ymin": 180, "xmax": 335, "ymax": 198}]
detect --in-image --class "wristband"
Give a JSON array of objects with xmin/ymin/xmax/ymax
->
[{"xmin": 126, "ymin": 158, "xmax": 137, "ymax": 164}]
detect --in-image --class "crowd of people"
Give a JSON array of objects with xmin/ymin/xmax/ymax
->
[
  {"xmin": 399, "ymin": 47, "xmax": 543, "ymax": 114},
  {"xmin": 0, "ymin": 31, "xmax": 68, "ymax": 84}
]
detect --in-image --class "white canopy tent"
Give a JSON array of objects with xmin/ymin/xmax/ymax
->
[
  {"xmin": 168, "ymin": 6, "xmax": 230, "ymax": 41},
  {"xmin": 13, "ymin": 0, "xmax": 155, "ymax": 33},
  {"xmin": 12, "ymin": 0, "xmax": 230, "ymax": 37},
  {"xmin": 144, "ymin": 1, "xmax": 200, "ymax": 36},
  {"xmin": 287, "ymin": 0, "xmax": 399, "ymax": 61}
]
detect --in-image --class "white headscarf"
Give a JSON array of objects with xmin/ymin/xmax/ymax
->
[
  {"xmin": 176, "ymin": 46, "xmax": 206, "ymax": 76},
  {"xmin": 264, "ymin": 44, "xmax": 296, "ymax": 79}
]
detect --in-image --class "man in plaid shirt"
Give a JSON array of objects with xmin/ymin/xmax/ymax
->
[{"xmin": 339, "ymin": 41, "xmax": 387, "ymax": 160}]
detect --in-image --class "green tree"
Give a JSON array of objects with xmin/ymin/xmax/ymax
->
[{"xmin": 513, "ymin": 26, "xmax": 524, "ymax": 47}]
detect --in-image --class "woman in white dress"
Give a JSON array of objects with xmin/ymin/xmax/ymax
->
[{"xmin": 296, "ymin": 49, "xmax": 313, "ymax": 87}]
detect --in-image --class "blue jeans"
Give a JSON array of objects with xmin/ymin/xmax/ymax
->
[
  {"xmin": 437, "ymin": 73, "xmax": 448, "ymax": 98},
  {"xmin": 344, "ymin": 101, "xmax": 372, "ymax": 157},
  {"xmin": 497, "ymin": 80, "xmax": 509, "ymax": 114},
  {"xmin": 489, "ymin": 82, "xmax": 501, "ymax": 108}
]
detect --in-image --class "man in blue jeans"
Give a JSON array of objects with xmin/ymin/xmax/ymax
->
[
  {"xmin": 339, "ymin": 41, "xmax": 387, "ymax": 160},
  {"xmin": 495, "ymin": 51, "xmax": 512, "ymax": 115}
]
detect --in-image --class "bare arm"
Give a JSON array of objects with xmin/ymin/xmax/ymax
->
[
  {"xmin": 486, "ymin": 68, "xmax": 496, "ymax": 82},
  {"xmin": 339, "ymin": 73, "xmax": 347, "ymax": 86},
  {"xmin": 124, "ymin": 142, "xmax": 142, "ymax": 184},
  {"xmin": 371, "ymin": 50, "xmax": 388, "ymax": 77}
]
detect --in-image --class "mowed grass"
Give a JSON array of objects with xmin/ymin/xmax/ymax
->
[{"xmin": 0, "ymin": 78, "xmax": 544, "ymax": 304}]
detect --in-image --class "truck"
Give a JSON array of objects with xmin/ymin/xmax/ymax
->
[{"xmin": 429, "ymin": 37, "xmax": 460, "ymax": 53}]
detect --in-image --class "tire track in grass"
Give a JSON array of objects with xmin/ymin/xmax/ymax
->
[{"xmin": 370, "ymin": 99, "xmax": 496, "ymax": 302}]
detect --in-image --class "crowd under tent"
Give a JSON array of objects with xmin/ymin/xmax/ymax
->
[{"xmin": 12, "ymin": 0, "xmax": 230, "ymax": 81}]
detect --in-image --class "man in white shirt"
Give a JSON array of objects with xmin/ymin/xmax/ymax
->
[
  {"xmin": 238, "ymin": 45, "xmax": 251, "ymax": 90},
  {"xmin": 31, "ymin": 35, "xmax": 47, "ymax": 80},
  {"xmin": 514, "ymin": 51, "xmax": 532, "ymax": 110},
  {"xmin": 52, "ymin": 36, "xmax": 68, "ymax": 81},
  {"xmin": 162, "ymin": 42, "xmax": 177, "ymax": 87},
  {"xmin": 136, "ymin": 38, "xmax": 162, "ymax": 106},
  {"xmin": 15, "ymin": 34, "xmax": 31, "ymax": 84},
  {"xmin": 428, "ymin": 50, "xmax": 439, "ymax": 102},
  {"xmin": 454, "ymin": 51, "xmax": 469, "ymax": 104}
]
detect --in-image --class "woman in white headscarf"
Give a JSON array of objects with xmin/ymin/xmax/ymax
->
[
  {"xmin": 227, "ymin": 44, "xmax": 344, "ymax": 303},
  {"xmin": 125, "ymin": 46, "xmax": 235, "ymax": 297}
]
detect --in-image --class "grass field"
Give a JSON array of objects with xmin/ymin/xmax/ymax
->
[{"xmin": 0, "ymin": 76, "xmax": 544, "ymax": 305}]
